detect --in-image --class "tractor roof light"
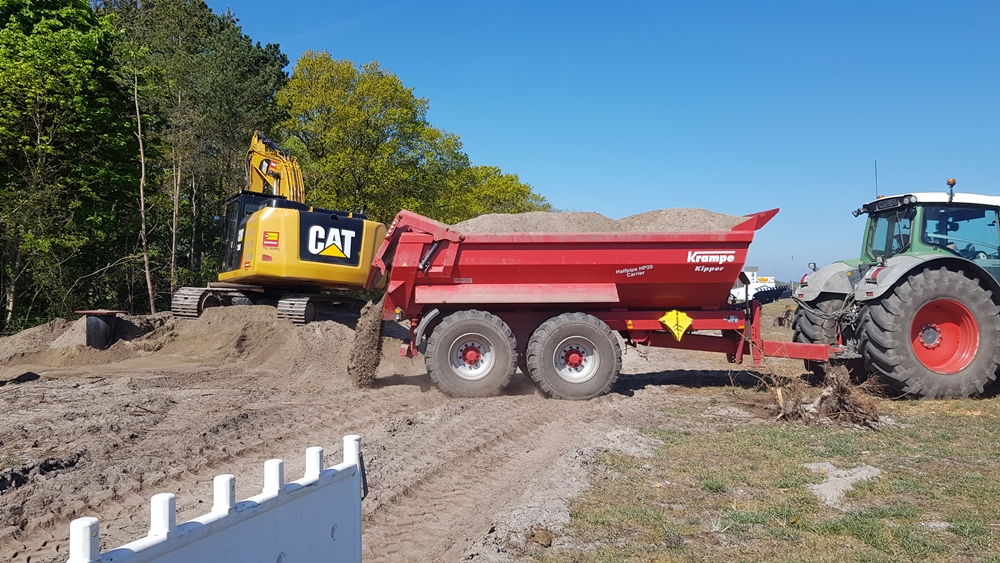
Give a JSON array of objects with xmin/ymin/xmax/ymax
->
[{"xmin": 799, "ymin": 273, "xmax": 810, "ymax": 286}]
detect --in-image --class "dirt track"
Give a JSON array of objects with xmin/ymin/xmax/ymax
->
[{"xmin": 0, "ymin": 306, "xmax": 794, "ymax": 562}]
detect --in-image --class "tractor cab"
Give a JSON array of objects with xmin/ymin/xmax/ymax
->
[{"xmin": 857, "ymin": 192, "xmax": 1000, "ymax": 281}]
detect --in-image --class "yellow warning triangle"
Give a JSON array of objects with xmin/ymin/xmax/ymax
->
[
  {"xmin": 319, "ymin": 243, "xmax": 347, "ymax": 258},
  {"xmin": 659, "ymin": 310, "xmax": 693, "ymax": 341}
]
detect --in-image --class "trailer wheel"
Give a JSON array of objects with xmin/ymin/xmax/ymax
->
[
  {"xmin": 517, "ymin": 353, "xmax": 529, "ymax": 376},
  {"xmin": 424, "ymin": 310, "xmax": 517, "ymax": 398},
  {"xmin": 864, "ymin": 267, "xmax": 1000, "ymax": 398},
  {"xmin": 526, "ymin": 313, "xmax": 621, "ymax": 400}
]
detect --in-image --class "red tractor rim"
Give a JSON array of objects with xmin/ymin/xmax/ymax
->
[{"xmin": 910, "ymin": 298, "xmax": 979, "ymax": 374}]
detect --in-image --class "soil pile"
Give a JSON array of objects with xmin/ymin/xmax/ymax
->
[
  {"xmin": 453, "ymin": 211, "xmax": 619, "ymax": 233},
  {"xmin": 617, "ymin": 208, "xmax": 745, "ymax": 232},
  {"xmin": 451, "ymin": 207, "xmax": 744, "ymax": 234},
  {"xmin": 0, "ymin": 306, "xmax": 411, "ymax": 390},
  {"xmin": 0, "ymin": 319, "xmax": 72, "ymax": 361}
]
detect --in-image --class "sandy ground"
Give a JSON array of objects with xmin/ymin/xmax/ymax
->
[{"xmin": 0, "ymin": 305, "xmax": 798, "ymax": 562}]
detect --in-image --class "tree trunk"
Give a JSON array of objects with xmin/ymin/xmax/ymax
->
[
  {"xmin": 4, "ymin": 249, "xmax": 23, "ymax": 328},
  {"xmin": 171, "ymin": 147, "xmax": 180, "ymax": 292},
  {"xmin": 134, "ymin": 73, "xmax": 156, "ymax": 314},
  {"xmin": 189, "ymin": 175, "xmax": 197, "ymax": 272}
]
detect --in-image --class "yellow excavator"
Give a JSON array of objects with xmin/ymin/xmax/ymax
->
[{"xmin": 171, "ymin": 132, "xmax": 387, "ymax": 324}]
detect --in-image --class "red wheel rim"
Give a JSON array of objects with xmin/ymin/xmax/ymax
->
[
  {"xmin": 462, "ymin": 346, "xmax": 482, "ymax": 365},
  {"xmin": 564, "ymin": 349, "xmax": 584, "ymax": 369},
  {"xmin": 910, "ymin": 299, "xmax": 979, "ymax": 374}
]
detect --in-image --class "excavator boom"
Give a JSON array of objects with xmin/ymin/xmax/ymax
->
[{"xmin": 246, "ymin": 131, "xmax": 305, "ymax": 204}]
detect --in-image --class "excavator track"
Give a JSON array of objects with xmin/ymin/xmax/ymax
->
[
  {"xmin": 171, "ymin": 287, "xmax": 210, "ymax": 318},
  {"xmin": 277, "ymin": 294, "xmax": 368, "ymax": 326},
  {"xmin": 174, "ymin": 286, "xmax": 365, "ymax": 325},
  {"xmin": 171, "ymin": 286, "xmax": 249, "ymax": 319},
  {"xmin": 276, "ymin": 295, "xmax": 317, "ymax": 326}
]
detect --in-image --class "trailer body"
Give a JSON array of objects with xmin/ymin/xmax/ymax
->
[{"xmin": 365, "ymin": 209, "xmax": 836, "ymax": 399}]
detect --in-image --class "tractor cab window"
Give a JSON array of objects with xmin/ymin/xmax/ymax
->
[
  {"xmin": 921, "ymin": 206, "xmax": 1000, "ymax": 260},
  {"xmin": 865, "ymin": 207, "xmax": 915, "ymax": 261}
]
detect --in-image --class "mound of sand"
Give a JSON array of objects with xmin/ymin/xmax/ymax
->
[
  {"xmin": 616, "ymin": 208, "xmax": 745, "ymax": 232},
  {"xmin": 0, "ymin": 318, "xmax": 73, "ymax": 361},
  {"xmin": 453, "ymin": 211, "xmax": 619, "ymax": 233},
  {"xmin": 1, "ymin": 302, "xmax": 415, "ymax": 393},
  {"xmin": 451, "ymin": 207, "xmax": 744, "ymax": 234}
]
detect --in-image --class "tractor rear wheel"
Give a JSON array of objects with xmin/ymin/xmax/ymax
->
[
  {"xmin": 864, "ymin": 267, "xmax": 1000, "ymax": 398},
  {"xmin": 526, "ymin": 313, "xmax": 621, "ymax": 400},
  {"xmin": 425, "ymin": 310, "xmax": 517, "ymax": 397}
]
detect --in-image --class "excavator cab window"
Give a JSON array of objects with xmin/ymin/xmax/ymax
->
[{"xmin": 220, "ymin": 193, "xmax": 283, "ymax": 273}]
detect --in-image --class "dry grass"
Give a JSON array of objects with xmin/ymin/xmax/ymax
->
[{"xmin": 527, "ymin": 384, "xmax": 1000, "ymax": 562}]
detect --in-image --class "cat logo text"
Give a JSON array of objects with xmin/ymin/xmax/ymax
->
[{"xmin": 307, "ymin": 226, "xmax": 356, "ymax": 259}]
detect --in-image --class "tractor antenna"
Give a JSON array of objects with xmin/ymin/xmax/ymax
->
[
  {"xmin": 874, "ymin": 160, "xmax": 878, "ymax": 197},
  {"xmin": 947, "ymin": 178, "xmax": 956, "ymax": 203}
]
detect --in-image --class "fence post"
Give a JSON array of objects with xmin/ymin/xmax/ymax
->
[
  {"xmin": 305, "ymin": 447, "xmax": 324, "ymax": 480},
  {"xmin": 263, "ymin": 459, "xmax": 284, "ymax": 495},
  {"xmin": 343, "ymin": 435, "xmax": 361, "ymax": 465},
  {"xmin": 67, "ymin": 517, "xmax": 100, "ymax": 563},
  {"xmin": 213, "ymin": 474, "xmax": 236, "ymax": 515},
  {"xmin": 149, "ymin": 493, "xmax": 176, "ymax": 538}
]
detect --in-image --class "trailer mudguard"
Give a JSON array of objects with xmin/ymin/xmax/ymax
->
[{"xmin": 854, "ymin": 254, "xmax": 1000, "ymax": 302}]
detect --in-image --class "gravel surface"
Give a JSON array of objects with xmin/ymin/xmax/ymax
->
[{"xmin": 451, "ymin": 208, "xmax": 745, "ymax": 234}]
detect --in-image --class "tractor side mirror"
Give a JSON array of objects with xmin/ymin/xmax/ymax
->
[{"xmin": 808, "ymin": 262, "xmax": 818, "ymax": 272}]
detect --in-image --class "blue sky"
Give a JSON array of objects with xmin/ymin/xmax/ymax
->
[{"xmin": 207, "ymin": 0, "xmax": 1000, "ymax": 281}]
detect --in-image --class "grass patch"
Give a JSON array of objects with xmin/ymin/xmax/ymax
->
[
  {"xmin": 0, "ymin": 451, "xmax": 19, "ymax": 469},
  {"xmin": 530, "ymin": 391, "xmax": 1000, "ymax": 562}
]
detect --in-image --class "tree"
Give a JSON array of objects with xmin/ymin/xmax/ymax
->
[
  {"xmin": 278, "ymin": 53, "xmax": 550, "ymax": 224},
  {"xmin": 0, "ymin": 0, "xmax": 138, "ymax": 330},
  {"xmin": 278, "ymin": 53, "xmax": 444, "ymax": 222},
  {"xmin": 187, "ymin": 11, "xmax": 287, "ymax": 278},
  {"xmin": 433, "ymin": 166, "xmax": 551, "ymax": 224},
  {"xmin": 141, "ymin": 0, "xmax": 215, "ymax": 293}
]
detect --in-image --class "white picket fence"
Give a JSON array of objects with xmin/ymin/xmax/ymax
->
[{"xmin": 67, "ymin": 435, "xmax": 367, "ymax": 563}]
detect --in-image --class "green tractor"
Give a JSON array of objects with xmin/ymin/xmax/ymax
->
[{"xmin": 794, "ymin": 179, "xmax": 1000, "ymax": 398}]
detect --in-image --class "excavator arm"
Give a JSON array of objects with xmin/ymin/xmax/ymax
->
[{"xmin": 246, "ymin": 131, "xmax": 305, "ymax": 204}]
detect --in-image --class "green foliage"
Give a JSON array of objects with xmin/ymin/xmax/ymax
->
[
  {"xmin": 278, "ymin": 52, "xmax": 549, "ymax": 224},
  {"xmin": 0, "ymin": 0, "xmax": 138, "ymax": 328},
  {"xmin": 1, "ymin": 2, "xmax": 549, "ymax": 333}
]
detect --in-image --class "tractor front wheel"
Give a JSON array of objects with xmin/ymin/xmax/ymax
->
[{"xmin": 864, "ymin": 267, "xmax": 1000, "ymax": 398}]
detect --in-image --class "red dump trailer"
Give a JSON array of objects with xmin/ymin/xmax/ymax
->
[{"xmin": 364, "ymin": 209, "xmax": 837, "ymax": 399}]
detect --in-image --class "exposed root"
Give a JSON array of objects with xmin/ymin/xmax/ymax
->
[
  {"xmin": 347, "ymin": 293, "xmax": 386, "ymax": 388},
  {"xmin": 777, "ymin": 365, "xmax": 881, "ymax": 428}
]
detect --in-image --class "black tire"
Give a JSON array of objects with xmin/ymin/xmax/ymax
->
[
  {"xmin": 424, "ymin": 310, "xmax": 517, "ymax": 398},
  {"xmin": 517, "ymin": 352, "xmax": 529, "ymax": 376},
  {"xmin": 753, "ymin": 285, "xmax": 791, "ymax": 305},
  {"xmin": 864, "ymin": 267, "xmax": 1000, "ymax": 399},
  {"xmin": 792, "ymin": 294, "xmax": 845, "ymax": 375},
  {"xmin": 525, "ymin": 313, "xmax": 621, "ymax": 400}
]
